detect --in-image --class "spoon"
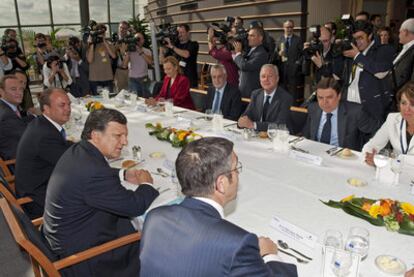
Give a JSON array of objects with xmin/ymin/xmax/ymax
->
[
  {"xmin": 157, "ymin": 168, "xmax": 170, "ymax": 177},
  {"xmin": 277, "ymin": 240, "xmax": 313, "ymax": 261}
]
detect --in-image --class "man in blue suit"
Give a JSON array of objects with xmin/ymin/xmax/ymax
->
[{"xmin": 140, "ymin": 137, "xmax": 297, "ymax": 277}]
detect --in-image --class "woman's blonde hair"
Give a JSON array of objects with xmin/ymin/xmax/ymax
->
[{"xmin": 163, "ymin": 56, "xmax": 182, "ymax": 75}]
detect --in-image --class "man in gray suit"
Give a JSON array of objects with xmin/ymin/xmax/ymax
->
[
  {"xmin": 238, "ymin": 64, "xmax": 293, "ymax": 132},
  {"xmin": 233, "ymin": 26, "xmax": 268, "ymax": 98},
  {"xmin": 303, "ymin": 77, "xmax": 380, "ymax": 151}
]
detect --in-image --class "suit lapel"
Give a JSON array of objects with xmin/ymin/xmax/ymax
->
[
  {"xmin": 220, "ymin": 84, "xmax": 230, "ymax": 113},
  {"xmin": 266, "ymin": 89, "xmax": 281, "ymax": 121},
  {"xmin": 312, "ymin": 109, "xmax": 322, "ymax": 141},
  {"xmin": 256, "ymin": 91, "xmax": 265, "ymax": 120},
  {"xmin": 337, "ymin": 104, "xmax": 347, "ymax": 147}
]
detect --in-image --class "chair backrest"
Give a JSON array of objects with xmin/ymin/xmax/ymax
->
[
  {"xmin": 0, "ymin": 157, "xmax": 16, "ymax": 192},
  {"xmin": 190, "ymin": 88, "xmax": 207, "ymax": 112},
  {"xmin": 0, "ymin": 175, "xmax": 21, "ymax": 210},
  {"xmin": 0, "ymin": 197, "xmax": 59, "ymax": 277},
  {"xmin": 289, "ymin": 106, "xmax": 308, "ymax": 136}
]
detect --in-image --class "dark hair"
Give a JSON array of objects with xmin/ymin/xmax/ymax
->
[
  {"xmin": 250, "ymin": 26, "xmax": 265, "ymax": 38},
  {"xmin": 316, "ymin": 77, "xmax": 342, "ymax": 95},
  {"xmin": 34, "ymin": 33, "xmax": 46, "ymax": 40},
  {"xmin": 235, "ymin": 16, "xmax": 243, "ymax": 23},
  {"xmin": 178, "ymin": 24, "xmax": 190, "ymax": 32},
  {"xmin": 176, "ymin": 137, "xmax": 234, "ymax": 197},
  {"xmin": 397, "ymin": 81, "xmax": 414, "ymax": 106},
  {"xmin": 370, "ymin": 14, "xmax": 381, "ymax": 22},
  {"xmin": 4, "ymin": 29, "xmax": 16, "ymax": 36},
  {"xmin": 81, "ymin": 109, "xmax": 127, "ymax": 140},
  {"xmin": 353, "ymin": 20, "xmax": 373, "ymax": 36},
  {"xmin": 38, "ymin": 88, "xmax": 65, "ymax": 112},
  {"xmin": 356, "ymin": 11, "xmax": 370, "ymax": 20},
  {"xmin": 324, "ymin": 21, "xmax": 337, "ymax": 34},
  {"xmin": 0, "ymin": 75, "xmax": 19, "ymax": 90},
  {"xmin": 46, "ymin": 55, "xmax": 61, "ymax": 68}
]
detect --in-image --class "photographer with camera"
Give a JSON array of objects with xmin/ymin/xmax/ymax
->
[
  {"xmin": 159, "ymin": 24, "xmax": 199, "ymax": 88},
  {"xmin": 340, "ymin": 19, "xmax": 395, "ymax": 121},
  {"xmin": 113, "ymin": 21, "xmax": 131, "ymax": 92},
  {"xmin": 86, "ymin": 23, "xmax": 116, "ymax": 95},
  {"xmin": 122, "ymin": 32, "xmax": 153, "ymax": 97},
  {"xmin": 43, "ymin": 55, "xmax": 72, "ymax": 89},
  {"xmin": 207, "ymin": 27, "xmax": 239, "ymax": 87},
  {"xmin": 302, "ymin": 26, "xmax": 344, "ymax": 86},
  {"xmin": 2, "ymin": 37, "xmax": 28, "ymax": 73},
  {"xmin": 33, "ymin": 33, "xmax": 58, "ymax": 74},
  {"xmin": 233, "ymin": 26, "xmax": 268, "ymax": 98},
  {"xmin": 64, "ymin": 37, "xmax": 89, "ymax": 97},
  {"xmin": 0, "ymin": 47, "xmax": 12, "ymax": 78}
]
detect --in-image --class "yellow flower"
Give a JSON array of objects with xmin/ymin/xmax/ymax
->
[
  {"xmin": 178, "ymin": 131, "xmax": 189, "ymax": 141},
  {"xmin": 341, "ymin": 195, "xmax": 354, "ymax": 203},
  {"xmin": 362, "ymin": 202, "xmax": 372, "ymax": 212},
  {"xmin": 401, "ymin": 202, "xmax": 414, "ymax": 215},
  {"xmin": 369, "ymin": 204, "xmax": 381, "ymax": 218}
]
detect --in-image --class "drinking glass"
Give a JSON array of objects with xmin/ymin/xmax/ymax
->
[
  {"xmin": 267, "ymin": 123, "xmax": 278, "ymax": 142},
  {"xmin": 323, "ymin": 229, "xmax": 343, "ymax": 249},
  {"xmin": 373, "ymin": 149, "xmax": 390, "ymax": 181},
  {"xmin": 390, "ymin": 155, "xmax": 404, "ymax": 186},
  {"xmin": 97, "ymin": 86, "xmax": 103, "ymax": 96},
  {"xmin": 164, "ymin": 99, "xmax": 174, "ymax": 116},
  {"xmin": 212, "ymin": 112, "xmax": 224, "ymax": 132},
  {"xmin": 345, "ymin": 227, "xmax": 369, "ymax": 260},
  {"xmin": 331, "ymin": 249, "xmax": 353, "ymax": 277},
  {"xmin": 204, "ymin": 109, "xmax": 213, "ymax": 121},
  {"xmin": 130, "ymin": 94, "xmax": 138, "ymax": 107}
]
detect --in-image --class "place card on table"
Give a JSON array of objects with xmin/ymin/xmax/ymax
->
[
  {"xmin": 288, "ymin": 149, "xmax": 323, "ymax": 166},
  {"xmin": 136, "ymin": 104, "xmax": 148, "ymax": 112},
  {"xmin": 270, "ymin": 215, "xmax": 318, "ymax": 249},
  {"xmin": 321, "ymin": 247, "xmax": 361, "ymax": 277}
]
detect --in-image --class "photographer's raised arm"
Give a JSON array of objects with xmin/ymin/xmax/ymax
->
[
  {"xmin": 103, "ymin": 39, "xmax": 116, "ymax": 59},
  {"xmin": 87, "ymin": 38, "xmax": 95, "ymax": 64},
  {"xmin": 0, "ymin": 49, "xmax": 9, "ymax": 65},
  {"xmin": 14, "ymin": 55, "xmax": 28, "ymax": 69}
]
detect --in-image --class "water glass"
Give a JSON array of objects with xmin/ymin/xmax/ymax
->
[
  {"xmin": 323, "ymin": 229, "xmax": 343, "ymax": 249},
  {"xmin": 102, "ymin": 89, "xmax": 110, "ymax": 102},
  {"xmin": 243, "ymin": 128, "xmax": 253, "ymax": 141},
  {"xmin": 164, "ymin": 99, "xmax": 174, "ymax": 116},
  {"xmin": 267, "ymin": 123, "xmax": 278, "ymax": 142},
  {"xmin": 373, "ymin": 149, "xmax": 390, "ymax": 181},
  {"xmin": 331, "ymin": 249, "xmax": 353, "ymax": 277},
  {"xmin": 212, "ymin": 113, "xmax": 224, "ymax": 132},
  {"xmin": 345, "ymin": 227, "xmax": 369, "ymax": 260},
  {"xmin": 204, "ymin": 109, "xmax": 213, "ymax": 121},
  {"xmin": 130, "ymin": 94, "xmax": 138, "ymax": 107},
  {"xmin": 390, "ymin": 155, "xmax": 404, "ymax": 186}
]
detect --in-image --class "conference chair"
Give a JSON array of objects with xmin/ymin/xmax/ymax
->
[
  {"xmin": 0, "ymin": 197, "xmax": 141, "ymax": 277},
  {"xmin": 0, "ymin": 157, "xmax": 16, "ymax": 192},
  {"xmin": 289, "ymin": 106, "xmax": 308, "ymax": 136}
]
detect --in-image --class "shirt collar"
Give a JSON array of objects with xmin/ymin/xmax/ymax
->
[
  {"xmin": 193, "ymin": 197, "xmax": 224, "ymax": 218},
  {"xmin": 322, "ymin": 107, "xmax": 338, "ymax": 117},
  {"xmin": 403, "ymin": 39, "xmax": 414, "ymax": 51},
  {"xmin": 0, "ymin": 99, "xmax": 18, "ymax": 112},
  {"xmin": 43, "ymin": 114, "xmax": 63, "ymax": 132},
  {"xmin": 215, "ymin": 82, "xmax": 227, "ymax": 93},
  {"xmin": 263, "ymin": 88, "xmax": 277, "ymax": 102},
  {"xmin": 362, "ymin": 40, "xmax": 375, "ymax": 55}
]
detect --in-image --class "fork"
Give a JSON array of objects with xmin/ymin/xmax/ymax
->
[{"xmin": 278, "ymin": 249, "xmax": 309, "ymax": 264}]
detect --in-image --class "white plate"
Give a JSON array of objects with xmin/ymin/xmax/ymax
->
[{"xmin": 375, "ymin": 255, "xmax": 406, "ymax": 276}]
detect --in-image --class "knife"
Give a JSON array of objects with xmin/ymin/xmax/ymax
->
[{"xmin": 330, "ymin": 148, "xmax": 344, "ymax": 156}]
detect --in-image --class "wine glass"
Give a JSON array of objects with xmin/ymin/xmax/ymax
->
[
  {"xmin": 390, "ymin": 155, "xmax": 404, "ymax": 186},
  {"xmin": 331, "ymin": 249, "xmax": 353, "ymax": 277},
  {"xmin": 72, "ymin": 110, "xmax": 83, "ymax": 131},
  {"xmin": 373, "ymin": 149, "xmax": 390, "ymax": 182},
  {"xmin": 204, "ymin": 109, "xmax": 213, "ymax": 121},
  {"xmin": 345, "ymin": 226, "xmax": 369, "ymax": 260},
  {"xmin": 323, "ymin": 229, "xmax": 343, "ymax": 249}
]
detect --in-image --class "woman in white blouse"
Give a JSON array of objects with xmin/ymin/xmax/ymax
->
[
  {"xmin": 43, "ymin": 55, "xmax": 72, "ymax": 89},
  {"xmin": 363, "ymin": 81, "xmax": 414, "ymax": 165}
]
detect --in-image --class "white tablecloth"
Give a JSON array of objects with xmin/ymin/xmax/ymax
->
[{"xmin": 69, "ymin": 98, "xmax": 414, "ymax": 277}]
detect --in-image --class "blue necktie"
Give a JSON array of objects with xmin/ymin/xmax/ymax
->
[
  {"xmin": 320, "ymin": 113, "xmax": 332, "ymax": 144},
  {"xmin": 60, "ymin": 128, "xmax": 67, "ymax": 140},
  {"xmin": 212, "ymin": 90, "xmax": 221, "ymax": 113},
  {"xmin": 261, "ymin": 95, "xmax": 271, "ymax": 122}
]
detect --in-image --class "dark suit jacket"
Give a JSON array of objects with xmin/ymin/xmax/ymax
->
[
  {"xmin": 242, "ymin": 87, "xmax": 293, "ymax": 132},
  {"xmin": 204, "ymin": 83, "xmax": 242, "ymax": 121},
  {"xmin": 0, "ymin": 100, "xmax": 33, "ymax": 160},
  {"xmin": 390, "ymin": 43, "xmax": 414, "ymax": 93},
  {"xmin": 303, "ymin": 101, "xmax": 381, "ymax": 151},
  {"xmin": 341, "ymin": 42, "xmax": 395, "ymax": 121},
  {"xmin": 234, "ymin": 45, "xmax": 268, "ymax": 98},
  {"xmin": 42, "ymin": 140, "xmax": 159, "ymax": 277},
  {"xmin": 275, "ymin": 35, "xmax": 304, "ymax": 86},
  {"xmin": 15, "ymin": 116, "xmax": 73, "ymax": 219},
  {"xmin": 66, "ymin": 58, "xmax": 90, "ymax": 97},
  {"xmin": 140, "ymin": 197, "xmax": 298, "ymax": 277},
  {"xmin": 156, "ymin": 74, "xmax": 195, "ymax": 110}
]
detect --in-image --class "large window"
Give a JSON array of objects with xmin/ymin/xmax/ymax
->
[
  {"xmin": 0, "ymin": 0, "xmax": 17, "ymax": 26},
  {"xmin": 89, "ymin": 0, "xmax": 108, "ymax": 23},
  {"xmin": 17, "ymin": 0, "xmax": 51, "ymax": 26},
  {"xmin": 110, "ymin": 0, "xmax": 133, "ymax": 22},
  {"xmin": 51, "ymin": 0, "xmax": 80, "ymax": 24}
]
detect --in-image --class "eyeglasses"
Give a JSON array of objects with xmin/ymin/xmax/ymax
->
[{"xmin": 223, "ymin": 161, "xmax": 243, "ymax": 175}]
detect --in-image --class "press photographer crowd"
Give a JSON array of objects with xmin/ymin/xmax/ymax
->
[{"xmin": 1, "ymin": 12, "xmax": 414, "ymax": 138}]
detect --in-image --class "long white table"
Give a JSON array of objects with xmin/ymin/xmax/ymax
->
[{"xmin": 70, "ymin": 97, "xmax": 414, "ymax": 277}]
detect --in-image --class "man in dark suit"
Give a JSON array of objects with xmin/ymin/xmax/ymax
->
[
  {"xmin": 274, "ymin": 20, "xmax": 304, "ymax": 105},
  {"xmin": 0, "ymin": 75, "xmax": 34, "ymax": 160},
  {"xmin": 238, "ymin": 64, "xmax": 293, "ymax": 132},
  {"xmin": 303, "ymin": 77, "xmax": 380, "ymax": 151},
  {"xmin": 204, "ymin": 64, "xmax": 242, "ymax": 120},
  {"xmin": 15, "ymin": 88, "xmax": 73, "ymax": 219},
  {"xmin": 388, "ymin": 18, "xmax": 414, "ymax": 105},
  {"xmin": 42, "ymin": 108, "xmax": 159, "ymax": 277},
  {"xmin": 233, "ymin": 26, "xmax": 269, "ymax": 98},
  {"xmin": 140, "ymin": 137, "xmax": 297, "ymax": 277},
  {"xmin": 341, "ymin": 20, "xmax": 395, "ymax": 121}
]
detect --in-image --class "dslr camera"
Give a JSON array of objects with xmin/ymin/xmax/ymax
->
[
  {"xmin": 332, "ymin": 14, "xmax": 355, "ymax": 54},
  {"xmin": 208, "ymin": 17, "xmax": 248, "ymax": 51},
  {"xmin": 155, "ymin": 24, "xmax": 179, "ymax": 46},
  {"xmin": 81, "ymin": 20, "xmax": 106, "ymax": 45},
  {"xmin": 116, "ymin": 34, "xmax": 139, "ymax": 52},
  {"xmin": 302, "ymin": 25, "xmax": 323, "ymax": 60}
]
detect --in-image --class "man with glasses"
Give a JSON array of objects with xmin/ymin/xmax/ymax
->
[{"xmin": 140, "ymin": 137, "xmax": 297, "ymax": 277}]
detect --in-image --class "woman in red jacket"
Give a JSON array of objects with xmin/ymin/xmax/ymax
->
[{"xmin": 145, "ymin": 56, "xmax": 194, "ymax": 110}]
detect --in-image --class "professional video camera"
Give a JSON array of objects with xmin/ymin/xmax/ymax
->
[
  {"xmin": 119, "ymin": 34, "xmax": 139, "ymax": 52},
  {"xmin": 208, "ymin": 17, "xmax": 248, "ymax": 51},
  {"xmin": 155, "ymin": 24, "xmax": 179, "ymax": 46},
  {"xmin": 81, "ymin": 20, "xmax": 106, "ymax": 45},
  {"xmin": 0, "ymin": 35, "xmax": 18, "ymax": 59},
  {"xmin": 332, "ymin": 14, "xmax": 355, "ymax": 54},
  {"xmin": 303, "ymin": 25, "xmax": 323, "ymax": 60}
]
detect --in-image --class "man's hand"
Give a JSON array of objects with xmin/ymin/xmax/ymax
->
[
  {"xmin": 405, "ymin": 268, "xmax": 414, "ymax": 277},
  {"xmin": 364, "ymin": 148, "xmax": 377, "ymax": 167},
  {"xmin": 164, "ymin": 37, "xmax": 173, "ymax": 49},
  {"xmin": 207, "ymin": 27, "xmax": 215, "ymax": 42},
  {"xmin": 303, "ymin": 42, "xmax": 310, "ymax": 49},
  {"xmin": 125, "ymin": 169, "xmax": 153, "ymax": 185},
  {"xmin": 145, "ymin": 97, "xmax": 157, "ymax": 106},
  {"xmin": 342, "ymin": 43, "xmax": 359, "ymax": 58},
  {"xmin": 258, "ymin": 236, "xmax": 278, "ymax": 257},
  {"xmin": 311, "ymin": 51, "xmax": 323, "ymax": 68},
  {"xmin": 238, "ymin": 116, "xmax": 254, "ymax": 129},
  {"xmin": 232, "ymin": 41, "xmax": 242, "ymax": 54}
]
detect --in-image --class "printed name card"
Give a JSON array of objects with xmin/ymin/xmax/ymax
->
[
  {"xmin": 136, "ymin": 104, "xmax": 148, "ymax": 112},
  {"xmin": 288, "ymin": 149, "xmax": 323, "ymax": 166},
  {"xmin": 270, "ymin": 215, "xmax": 318, "ymax": 249}
]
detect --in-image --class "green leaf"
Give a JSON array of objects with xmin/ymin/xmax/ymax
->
[
  {"xmin": 342, "ymin": 203, "xmax": 384, "ymax": 226},
  {"xmin": 320, "ymin": 200, "xmax": 343, "ymax": 209}
]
